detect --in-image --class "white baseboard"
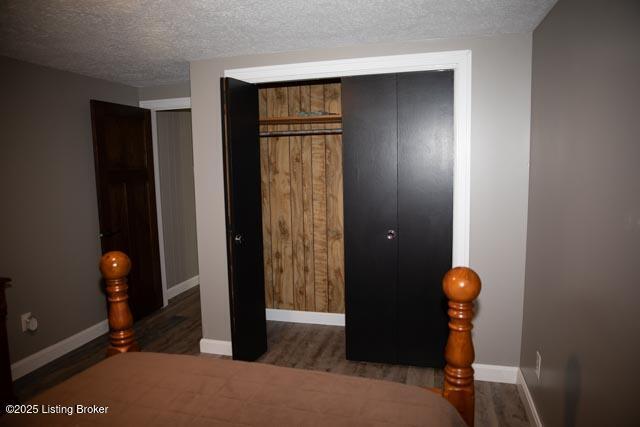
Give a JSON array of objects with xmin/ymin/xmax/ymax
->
[
  {"xmin": 517, "ymin": 369, "xmax": 543, "ymax": 426},
  {"xmin": 167, "ymin": 275, "xmax": 199, "ymax": 300},
  {"xmin": 199, "ymin": 338, "xmax": 232, "ymax": 356},
  {"xmin": 472, "ymin": 363, "xmax": 519, "ymax": 384},
  {"xmin": 266, "ymin": 308, "xmax": 345, "ymax": 326},
  {"xmin": 11, "ymin": 319, "xmax": 109, "ymax": 380}
]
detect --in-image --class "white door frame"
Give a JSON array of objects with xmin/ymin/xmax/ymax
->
[
  {"xmin": 139, "ymin": 97, "xmax": 191, "ymax": 307},
  {"xmin": 224, "ymin": 50, "xmax": 472, "ymax": 267}
]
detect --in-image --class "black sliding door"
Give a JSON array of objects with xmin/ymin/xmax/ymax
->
[
  {"xmin": 396, "ymin": 71, "xmax": 453, "ymax": 367},
  {"xmin": 343, "ymin": 75, "xmax": 399, "ymax": 363},
  {"xmin": 221, "ymin": 77, "xmax": 267, "ymax": 361},
  {"xmin": 343, "ymin": 71, "xmax": 453, "ymax": 367}
]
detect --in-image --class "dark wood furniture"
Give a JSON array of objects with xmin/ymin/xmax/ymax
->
[
  {"xmin": 99, "ymin": 253, "xmax": 139, "ymax": 355},
  {"xmin": 442, "ymin": 267, "xmax": 482, "ymax": 427},
  {"xmin": 100, "ymin": 251, "xmax": 480, "ymax": 426},
  {"xmin": 0, "ymin": 277, "xmax": 15, "ymax": 406}
]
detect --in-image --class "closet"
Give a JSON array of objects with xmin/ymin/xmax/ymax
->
[
  {"xmin": 257, "ymin": 81, "xmax": 345, "ymax": 314},
  {"xmin": 221, "ymin": 70, "xmax": 453, "ymax": 367}
]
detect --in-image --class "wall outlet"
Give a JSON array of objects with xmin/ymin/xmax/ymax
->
[
  {"xmin": 535, "ymin": 350, "xmax": 542, "ymax": 380},
  {"xmin": 21, "ymin": 312, "xmax": 38, "ymax": 332}
]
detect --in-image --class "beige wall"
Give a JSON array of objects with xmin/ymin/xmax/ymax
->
[
  {"xmin": 0, "ymin": 56, "xmax": 138, "ymax": 362},
  {"xmin": 138, "ymin": 82, "xmax": 190, "ymax": 101},
  {"xmin": 156, "ymin": 110, "xmax": 199, "ymax": 289},
  {"xmin": 190, "ymin": 33, "xmax": 532, "ymax": 366},
  {"xmin": 521, "ymin": 0, "xmax": 640, "ymax": 425}
]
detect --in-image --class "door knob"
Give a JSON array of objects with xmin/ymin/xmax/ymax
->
[
  {"xmin": 99, "ymin": 229, "xmax": 121, "ymax": 238},
  {"xmin": 386, "ymin": 229, "xmax": 397, "ymax": 240},
  {"xmin": 234, "ymin": 234, "xmax": 243, "ymax": 245}
]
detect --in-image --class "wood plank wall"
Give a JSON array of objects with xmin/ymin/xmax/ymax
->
[{"xmin": 259, "ymin": 82, "xmax": 344, "ymax": 313}]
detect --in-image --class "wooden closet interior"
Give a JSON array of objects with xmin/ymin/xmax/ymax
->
[{"xmin": 257, "ymin": 79, "xmax": 345, "ymax": 314}]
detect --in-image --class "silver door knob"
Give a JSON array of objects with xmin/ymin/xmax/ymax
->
[
  {"xmin": 386, "ymin": 230, "xmax": 397, "ymax": 240},
  {"xmin": 234, "ymin": 234, "xmax": 243, "ymax": 244}
]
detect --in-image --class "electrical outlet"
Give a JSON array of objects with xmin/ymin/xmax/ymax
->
[
  {"xmin": 21, "ymin": 312, "xmax": 38, "ymax": 332},
  {"xmin": 535, "ymin": 351, "xmax": 542, "ymax": 380},
  {"xmin": 21, "ymin": 312, "xmax": 32, "ymax": 332}
]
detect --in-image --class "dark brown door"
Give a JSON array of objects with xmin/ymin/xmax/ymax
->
[
  {"xmin": 90, "ymin": 100, "xmax": 163, "ymax": 321},
  {"xmin": 221, "ymin": 77, "xmax": 267, "ymax": 361}
]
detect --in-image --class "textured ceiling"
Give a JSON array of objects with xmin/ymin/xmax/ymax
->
[{"xmin": 0, "ymin": 0, "xmax": 556, "ymax": 87}]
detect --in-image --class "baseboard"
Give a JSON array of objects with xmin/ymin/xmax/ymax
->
[
  {"xmin": 11, "ymin": 319, "xmax": 109, "ymax": 380},
  {"xmin": 167, "ymin": 275, "xmax": 199, "ymax": 300},
  {"xmin": 472, "ymin": 363, "xmax": 519, "ymax": 384},
  {"xmin": 199, "ymin": 338, "xmax": 232, "ymax": 356},
  {"xmin": 517, "ymin": 369, "xmax": 543, "ymax": 426},
  {"xmin": 265, "ymin": 308, "xmax": 345, "ymax": 326}
]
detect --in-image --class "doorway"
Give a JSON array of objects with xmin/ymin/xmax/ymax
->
[
  {"xmin": 258, "ymin": 79, "xmax": 345, "ymax": 316},
  {"xmin": 91, "ymin": 97, "xmax": 199, "ymax": 321},
  {"xmin": 155, "ymin": 108, "xmax": 199, "ymax": 302},
  {"xmin": 138, "ymin": 97, "xmax": 199, "ymax": 308}
]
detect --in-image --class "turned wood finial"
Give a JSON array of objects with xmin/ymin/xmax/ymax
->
[
  {"xmin": 442, "ymin": 267, "xmax": 481, "ymax": 427},
  {"xmin": 99, "ymin": 251, "xmax": 139, "ymax": 356}
]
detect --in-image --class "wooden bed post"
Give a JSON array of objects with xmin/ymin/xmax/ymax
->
[
  {"xmin": 442, "ymin": 267, "xmax": 481, "ymax": 427},
  {"xmin": 99, "ymin": 251, "xmax": 139, "ymax": 356}
]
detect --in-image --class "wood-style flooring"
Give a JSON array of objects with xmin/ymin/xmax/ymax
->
[
  {"xmin": 14, "ymin": 286, "xmax": 531, "ymax": 426},
  {"xmin": 257, "ymin": 322, "xmax": 530, "ymax": 427}
]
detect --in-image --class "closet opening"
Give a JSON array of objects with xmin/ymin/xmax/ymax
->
[
  {"xmin": 221, "ymin": 69, "xmax": 455, "ymax": 368},
  {"xmin": 257, "ymin": 78, "xmax": 345, "ymax": 319}
]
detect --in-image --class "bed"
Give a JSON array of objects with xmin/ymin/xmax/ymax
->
[{"xmin": 3, "ymin": 252, "xmax": 481, "ymax": 426}]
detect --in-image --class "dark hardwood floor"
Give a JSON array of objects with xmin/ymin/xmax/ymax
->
[
  {"xmin": 257, "ymin": 321, "xmax": 530, "ymax": 427},
  {"xmin": 14, "ymin": 286, "xmax": 531, "ymax": 426},
  {"xmin": 13, "ymin": 286, "xmax": 202, "ymax": 401}
]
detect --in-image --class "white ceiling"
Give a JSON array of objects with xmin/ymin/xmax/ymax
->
[{"xmin": 0, "ymin": 0, "xmax": 556, "ymax": 87}]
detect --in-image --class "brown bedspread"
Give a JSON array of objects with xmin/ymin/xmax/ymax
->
[{"xmin": 4, "ymin": 352, "xmax": 465, "ymax": 426}]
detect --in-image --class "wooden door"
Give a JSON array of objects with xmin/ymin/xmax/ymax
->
[
  {"xmin": 343, "ymin": 74, "xmax": 399, "ymax": 363},
  {"xmin": 396, "ymin": 71, "xmax": 453, "ymax": 367},
  {"xmin": 221, "ymin": 77, "xmax": 268, "ymax": 361},
  {"xmin": 90, "ymin": 100, "xmax": 163, "ymax": 321}
]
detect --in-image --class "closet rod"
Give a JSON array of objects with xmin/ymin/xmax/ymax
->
[
  {"xmin": 259, "ymin": 129, "xmax": 342, "ymax": 137},
  {"xmin": 259, "ymin": 115, "xmax": 342, "ymax": 125}
]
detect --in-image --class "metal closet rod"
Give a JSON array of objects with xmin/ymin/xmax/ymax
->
[{"xmin": 259, "ymin": 129, "xmax": 343, "ymax": 137}]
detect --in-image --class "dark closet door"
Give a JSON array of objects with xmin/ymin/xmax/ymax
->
[
  {"xmin": 343, "ymin": 71, "xmax": 454, "ymax": 367},
  {"xmin": 343, "ymin": 75, "xmax": 399, "ymax": 363},
  {"xmin": 90, "ymin": 100, "xmax": 163, "ymax": 321},
  {"xmin": 396, "ymin": 71, "xmax": 454, "ymax": 367},
  {"xmin": 220, "ymin": 77, "xmax": 268, "ymax": 361}
]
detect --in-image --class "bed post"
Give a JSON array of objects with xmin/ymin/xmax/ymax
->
[
  {"xmin": 99, "ymin": 251, "xmax": 139, "ymax": 356},
  {"xmin": 442, "ymin": 267, "xmax": 481, "ymax": 427}
]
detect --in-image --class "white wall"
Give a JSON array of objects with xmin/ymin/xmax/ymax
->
[
  {"xmin": 190, "ymin": 33, "xmax": 532, "ymax": 366},
  {"xmin": 138, "ymin": 82, "xmax": 190, "ymax": 101}
]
